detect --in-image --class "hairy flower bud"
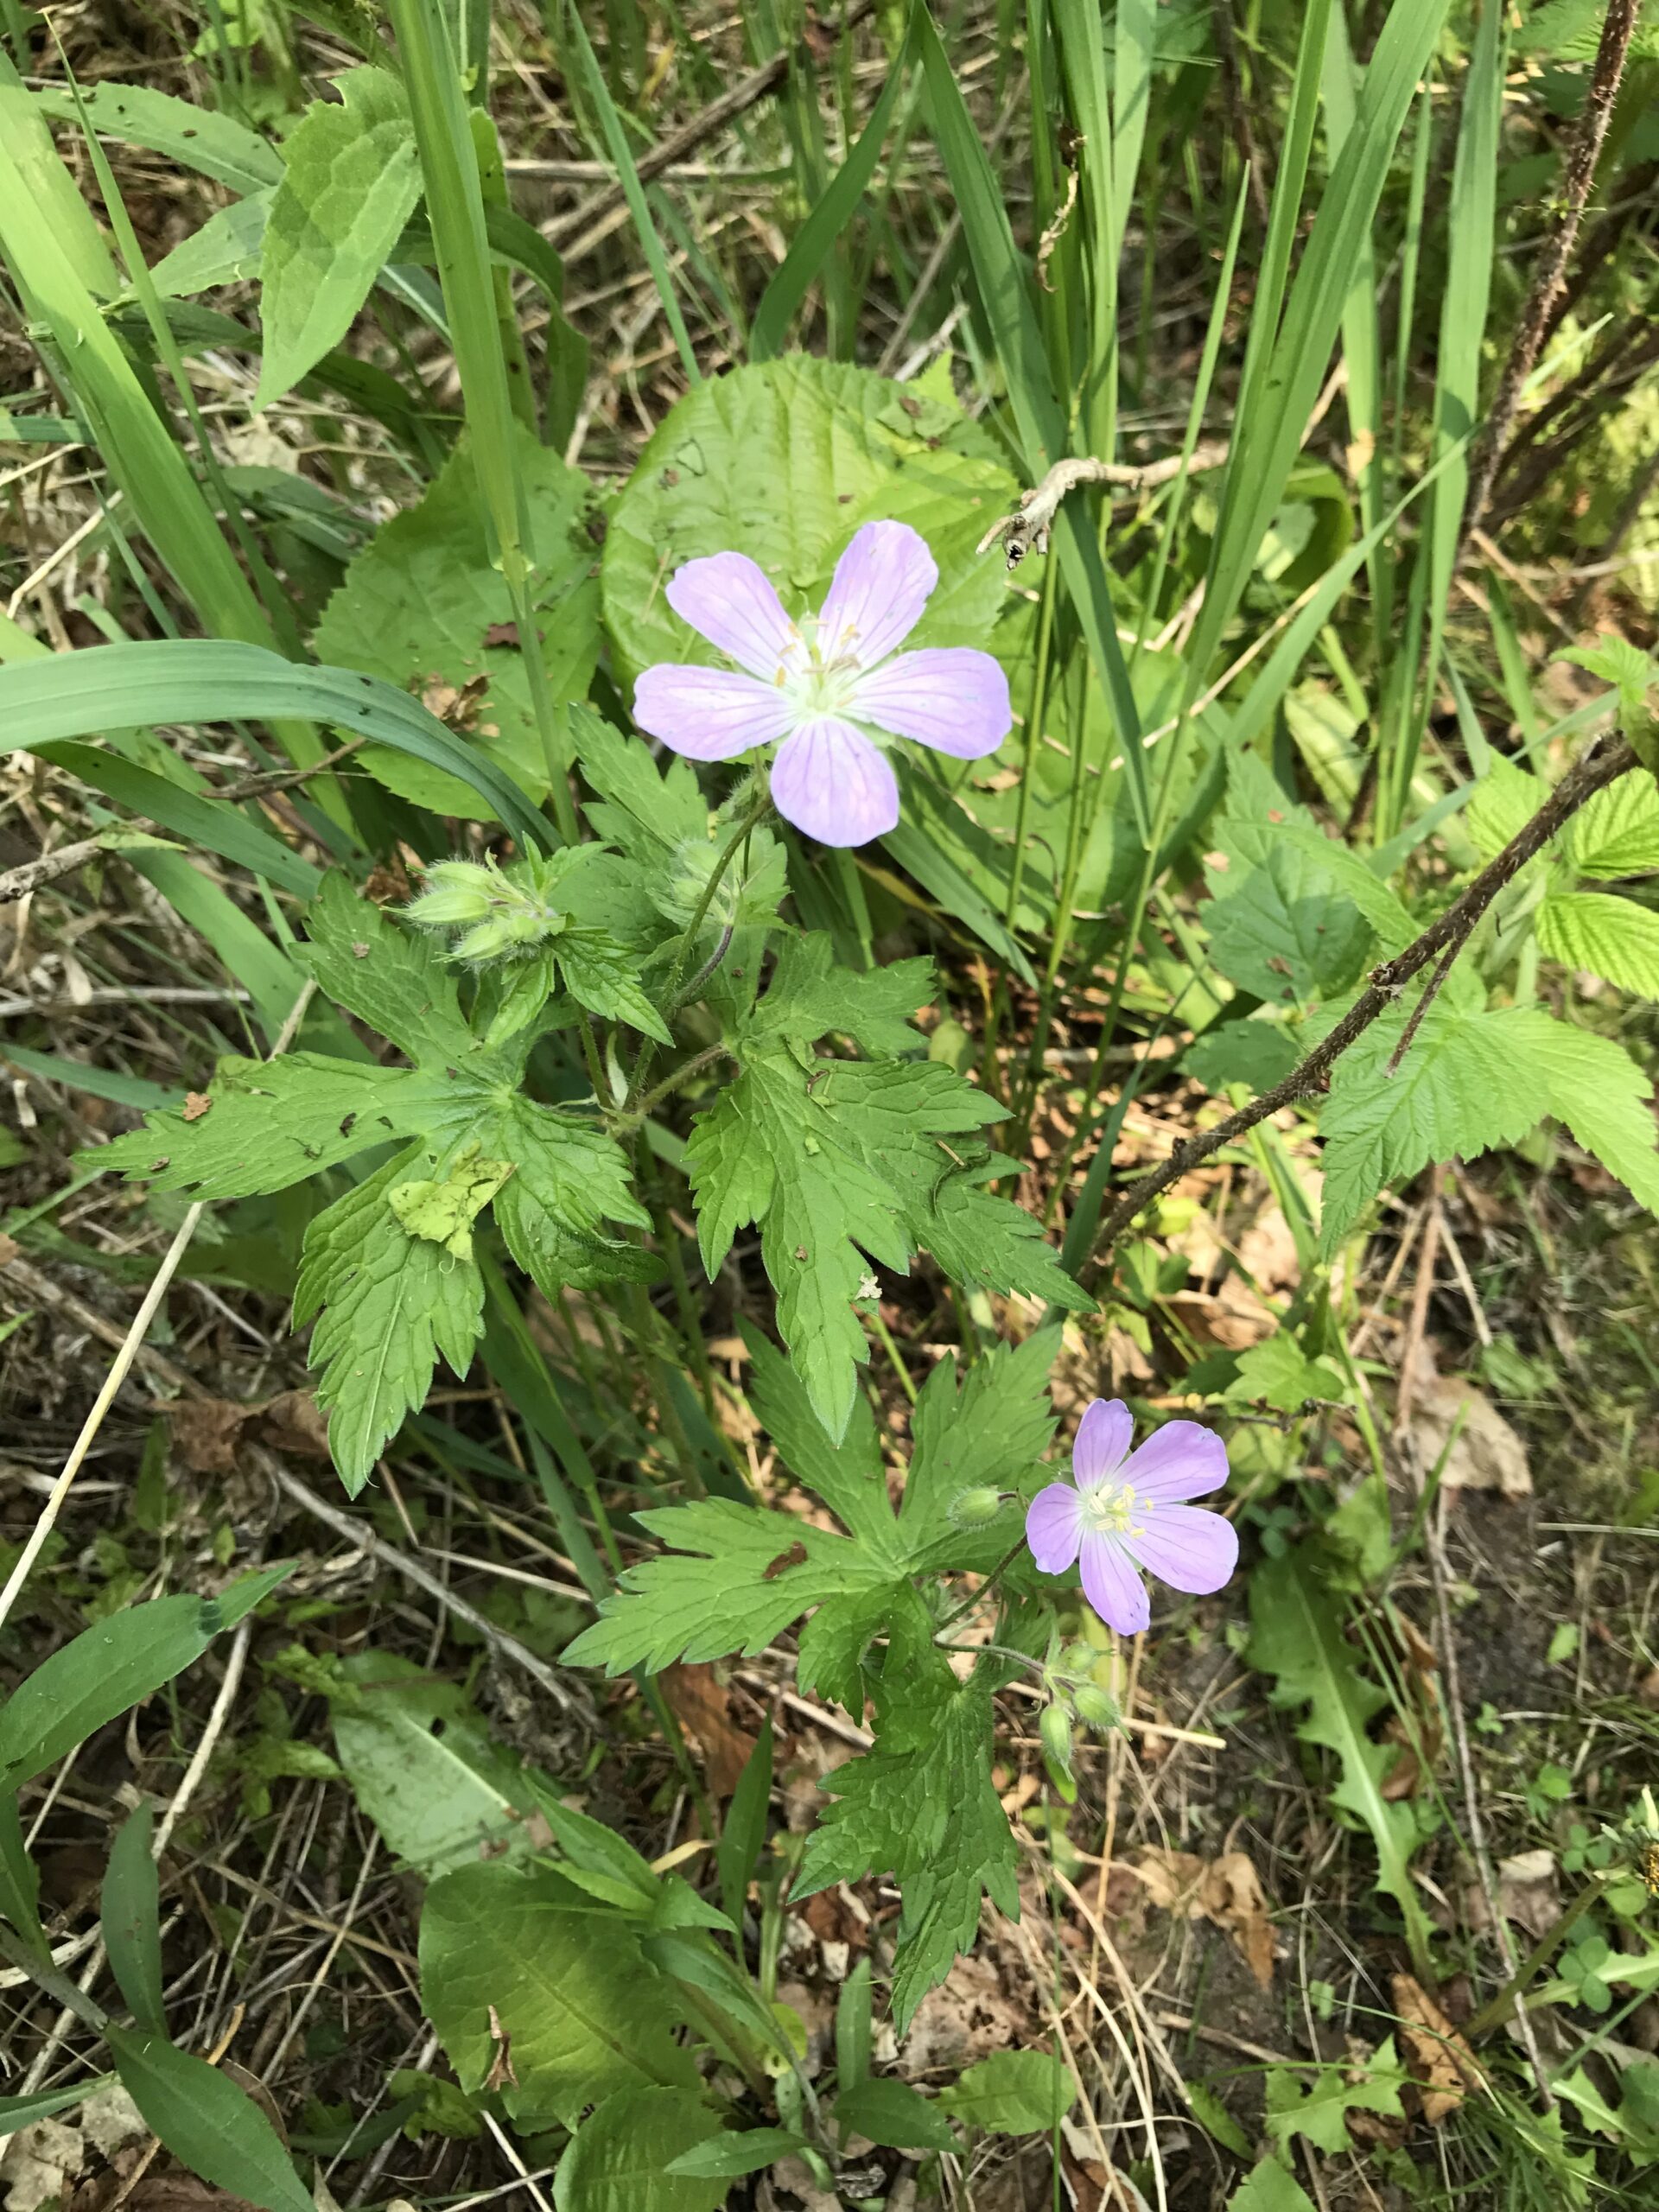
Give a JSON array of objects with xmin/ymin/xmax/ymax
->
[
  {"xmin": 1039, "ymin": 1701, "xmax": 1073, "ymax": 1776},
  {"xmin": 406, "ymin": 861, "xmax": 497, "ymax": 928},
  {"xmin": 1072, "ymin": 1685, "xmax": 1121, "ymax": 1733},
  {"xmin": 949, "ymin": 1484, "xmax": 1005, "ymax": 1529}
]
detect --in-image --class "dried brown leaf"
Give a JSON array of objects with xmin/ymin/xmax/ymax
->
[
  {"xmin": 1391, "ymin": 1972, "xmax": 1483, "ymax": 2124},
  {"xmin": 662, "ymin": 1662, "xmax": 758, "ymax": 1796},
  {"xmin": 1129, "ymin": 1849, "xmax": 1275, "ymax": 1987}
]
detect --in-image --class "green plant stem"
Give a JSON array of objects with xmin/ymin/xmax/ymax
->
[
  {"xmin": 0, "ymin": 1923, "xmax": 109, "ymax": 2031},
  {"xmin": 935, "ymin": 1535, "xmax": 1028, "ymax": 1638},
  {"xmin": 624, "ymin": 790, "xmax": 772, "ymax": 1113},
  {"xmin": 1465, "ymin": 1875, "xmax": 1607, "ymax": 2039},
  {"xmin": 616, "ymin": 1044, "xmax": 732, "ymax": 1132}
]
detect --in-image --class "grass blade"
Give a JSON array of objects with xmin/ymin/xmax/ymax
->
[{"xmin": 0, "ymin": 642, "xmax": 551, "ymax": 853}]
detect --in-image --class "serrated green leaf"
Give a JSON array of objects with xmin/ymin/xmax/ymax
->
[
  {"xmin": 96, "ymin": 1055, "xmax": 423, "ymax": 1198},
  {"xmin": 1317, "ymin": 989, "xmax": 1551, "ymax": 1254},
  {"xmin": 1206, "ymin": 845, "xmax": 1372, "ymax": 1004},
  {"xmin": 1185, "ymin": 1016, "xmax": 1303, "ymax": 1097},
  {"xmin": 554, "ymin": 2088, "xmax": 725, "ymax": 2212},
  {"xmin": 106, "ymin": 2028, "xmax": 315, "ymax": 2212},
  {"xmin": 689, "ymin": 1045, "xmax": 1083, "ymax": 1439},
  {"xmin": 1538, "ymin": 890, "xmax": 1659, "ymax": 998},
  {"xmin": 1228, "ymin": 1335, "xmax": 1348, "ymax": 1414},
  {"xmin": 1249, "ymin": 1550, "xmax": 1433, "ymax": 1972},
  {"xmin": 1515, "ymin": 1012, "xmax": 1659, "ymax": 1215},
  {"xmin": 295, "ymin": 1150, "xmax": 485, "ymax": 1492},
  {"xmin": 937, "ymin": 2050, "xmax": 1075, "ymax": 2135},
  {"xmin": 256, "ymin": 70, "xmax": 423, "ymax": 404},
  {"xmin": 1466, "ymin": 755, "xmax": 1549, "ymax": 865},
  {"xmin": 795, "ymin": 1583, "xmax": 912, "ymax": 1713},
  {"xmin": 1569, "ymin": 772, "xmax": 1659, "ymax": 879},
  {"xmin": 747, "ymin": 935, "xmax": 934, "ymax": 1058},
  {"xmin": 1187, "ymin": 2080, "xmax": 1254, "ymax": 2160},
  {"xmin": 292, "ymin": 875, "xmax": 457, "ymax": 1066},
  {"xmin": 420, "ymin": 1861, "xmax": 696, "ymax": 2127},
  {"xmin": 313, "ymin": 427, "xmax": 600, "ymax": 813},
  {"xmin": 1262, "ymin": 2039, "xmax": 1407, "ymax": 2158},
  {"xmin": 795, "ymin": 1629, "xmax": 1019, "ymax": 2029},
  {"xmin": 555, "ymin": 925, "xmax": 671, "ymax": 1043},
  {"xmin": 563, "ymin": 1499, "xmax": 891, "ymax": 1675},
  {"xmin": 741, "ymin": 1324, "xmax": 904, "ymax": 1558},
  {"xmin": 898, "ymin": 1332, "xmax": 1059, "ymax": 1562}
]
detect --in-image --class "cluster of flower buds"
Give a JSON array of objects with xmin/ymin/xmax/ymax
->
[
  {"xmin": 1037, "ymin": 1635, "xmax": 1122, "ymax": 1791},
  {"xmin": 406, "ymin": 859, "xmax": 570, "ymax": 964}
]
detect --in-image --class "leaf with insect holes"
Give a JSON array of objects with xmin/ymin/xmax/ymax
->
[
  {"xmin": 314, "ymin": 426, "xmax": 599, "ymax": 813},
  {"xmin": 256, "ymin": 69, "xmax": 423, "ymax": 405},
  {"xmin": 1249, "ymin": 1549, "xmax": 1435, "ymax": 1972},
  {"xmin": 1537, "ymin": 889, "xmax": 1659, "ymax": 999},
  {"xmin": 562, "ymin": 1499, "xmax": 895, "ymax": 1675},
  {"xmin": 794, "ymin": 1618, "xmax": 1019, "ymax": 2031},
  {"xmin": 95, "ymin": 877, "xmax": 647, "ymax": 1492},
  {"xmin": 1262, "ymin": 2040, "xmax": 1408, "ymax": 2158},
  {"xmin": 687, "ymin": 1042, "xmax": 1086, "ymax": 1440}
]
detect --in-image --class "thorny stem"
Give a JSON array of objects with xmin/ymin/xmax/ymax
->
[
  {"xmin": 1457, "ymin": 0, "xmax": 1641, "ymax": 568},
  {"xmin": 1083, "ymin": 734, "xmax": 1637, "ymax": 1276}
]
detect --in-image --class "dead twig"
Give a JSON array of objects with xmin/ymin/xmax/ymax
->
[{"xmin": 976, "ymin": 442, "xmax": 1231, "ymax": 568}]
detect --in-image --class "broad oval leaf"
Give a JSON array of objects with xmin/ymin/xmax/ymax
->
[{"xmin": 553, "ymin": 2088, "xmax": 725, "ymax": 2212}]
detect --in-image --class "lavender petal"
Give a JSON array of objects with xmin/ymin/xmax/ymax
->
[
  {"xmin": 1025, "ymin": 1481, "xmax": 1085, "ymax": 1574},
  {"xmin": 768, "ymin": 716, "xmax": 899, "ymax": 846},
  {"xmin": 1079, "ymin": 1532, "xmax": 1150, "ymax": 1636},
  {"xmin": 1123, "ymin": 1503, "xmax": 1238, "ymax": 1595},
  {"xmin": 665, "ymin": 551, "xmax": 804, "ymax": 678},
  {"xmin": 633, "ymin": 664, "xmax": 798, "ymax": 760},
  {"xmin": 1071, "ymin": 1398, "xmax": 1134, "ymax": 1492},
  {"xmin": 817, "ymin": 520, "xmax": 938, "ymax": 671},
  {"xmin": 1119, "ymin": 1421, "xmax": 1230, "ymax": 1504},
  {"xmin": 849, "ymin": 647, "xmax": 1012, "ymax": 759}
]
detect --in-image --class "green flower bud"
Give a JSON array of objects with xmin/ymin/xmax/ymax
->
[
  {"xmin": 1039, "ymin": 1701, "xmax": 1073, "ymax": 1776},
  {"xmin": 1072, "ymin": 1685, "xmax": 1121, "ymax": 1732},
  {"xmin": 949, "ymin": 1484, "xmax": 1006, "ymax": 1529},
  {"xmin": 406, "ymin": 861, "xmax": 497, "ymax": 928}
]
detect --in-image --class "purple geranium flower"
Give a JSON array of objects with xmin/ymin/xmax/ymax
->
[
  {"xmin": 632, "ymin": 519, "xmax": 1012, "ymax": 847},
  {"xmin": 1025, "ymin": 1399, "xmax": 1237, "ymax": 1637}
]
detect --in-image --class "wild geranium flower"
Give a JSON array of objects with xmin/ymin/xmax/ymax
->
[
  {"xmin": 1025, "ymin": 1399, "xmax": 1237, "ymax": 1637},
  {"xmin": 632, "ymin": 519, "xmax": 1012, "ymax": 846}
]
